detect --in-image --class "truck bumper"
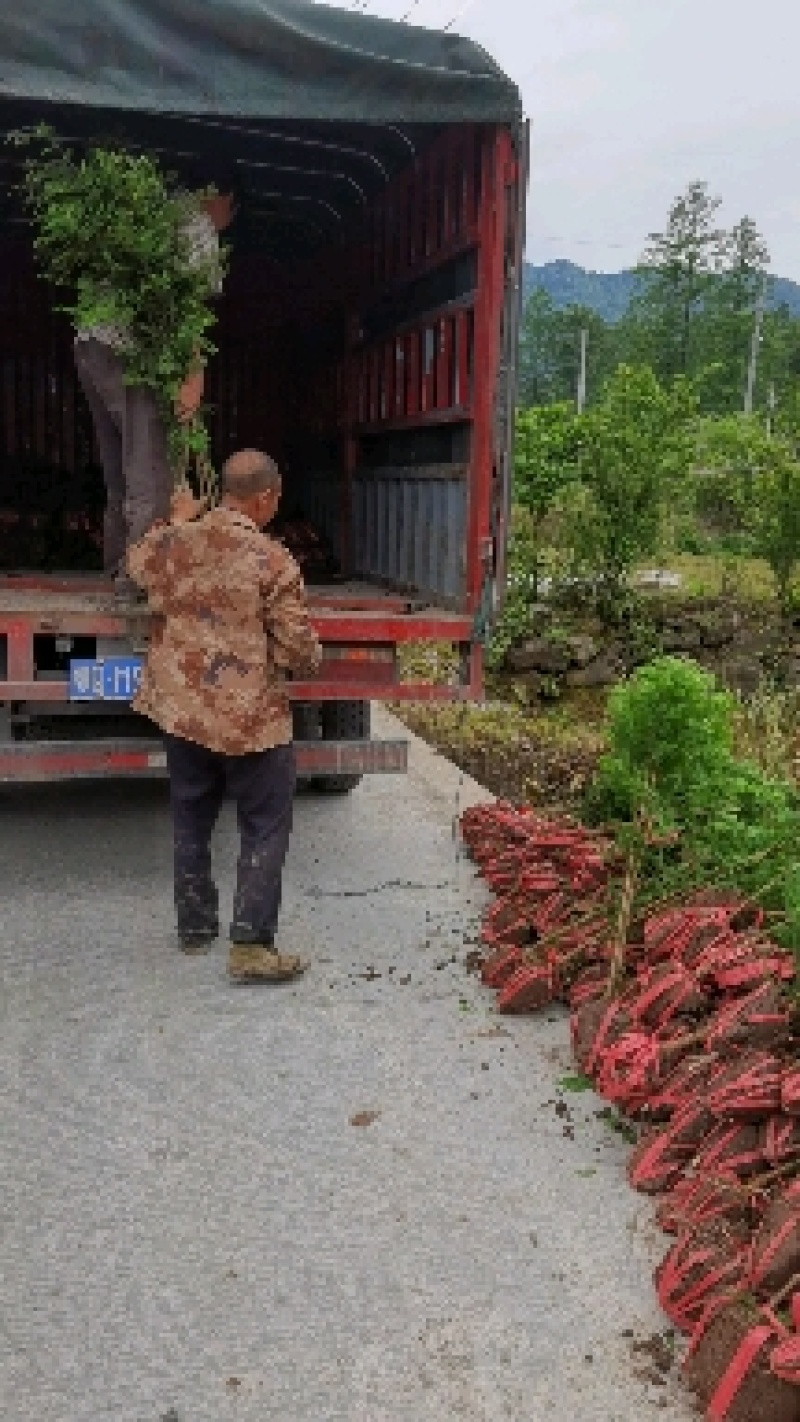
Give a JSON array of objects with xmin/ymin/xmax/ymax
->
[{"xmin": 0, "ymin": 737, "xmax": 408, "ymax": 784}]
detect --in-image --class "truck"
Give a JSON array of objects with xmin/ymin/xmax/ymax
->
[{"xmin": 0, "ymin": 0, "xmax": 526, "ymax": 790}]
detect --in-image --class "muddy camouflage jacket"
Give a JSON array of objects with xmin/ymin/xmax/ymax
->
[{"xmin": 128, "ymin": 507, "xmax": 322, "ymax": 754}]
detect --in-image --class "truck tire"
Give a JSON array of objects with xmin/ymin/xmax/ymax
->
[{"xmin": 315, "ymin": 699, "xmax": 369, "ymax": 794}]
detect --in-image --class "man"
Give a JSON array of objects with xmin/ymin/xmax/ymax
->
[
  {"xmin": 127, "ymin": 449, "xmax": 322, "ymax": 984},
  {"xmin": 73, "ymin": 186, "xmax": 234, "ymax": 601}
]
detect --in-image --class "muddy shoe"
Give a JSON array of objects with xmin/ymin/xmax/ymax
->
[{"xmin": 228, "ymin": 944, "xmax": 308, "ymax": 984}]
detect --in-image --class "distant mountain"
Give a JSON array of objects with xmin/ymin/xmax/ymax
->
[
  {"xmin": 523, "ymin": 259, "xmax": 800, "ymax": 323},
  {"xmin": 523, "ymin": 261, "xmax": 636, "ymax": 322}
]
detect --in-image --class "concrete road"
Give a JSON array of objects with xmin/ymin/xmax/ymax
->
[{"xmin": 0, "ymin": 710, "xmax": 697, "ymax": 1422}]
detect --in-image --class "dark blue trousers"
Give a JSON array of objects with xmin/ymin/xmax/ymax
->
[{"xmin": 163, "ymin": 734, "xmax": 297, "ymax": 944}]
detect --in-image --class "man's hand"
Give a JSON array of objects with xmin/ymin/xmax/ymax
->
[
  {"xmin": 202, "ymin": 193, "xmax": 235, "ymax": 233},
  {"xmin": 170, "ymin": 489, "xmax": 206, "ymax": 525},
  {"xmin": 175, "ymin": 369, "xmax": 205, "ymax": 424}
]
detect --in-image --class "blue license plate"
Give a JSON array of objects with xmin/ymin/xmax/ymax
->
[{"xmin": 69, "ymin": 657, "xmax": 143, "ymax": 702}]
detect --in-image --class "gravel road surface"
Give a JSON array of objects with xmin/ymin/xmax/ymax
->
[{"xmin": 0, "ymin": 708, "xmax": 697, "ymax": 1422}]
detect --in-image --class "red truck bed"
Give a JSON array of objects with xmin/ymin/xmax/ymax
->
[
  {"xmin": 0, "ymin": 572, "xmax": 479, "ymax": 783},
  {"xmin": 0, "ymin": 1, "xmax": 526, "ymax": 784}
]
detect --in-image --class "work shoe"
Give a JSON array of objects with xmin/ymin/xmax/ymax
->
[{"xmin": 228, "ymin": 944, "xmax": 308, "ymax": 985}]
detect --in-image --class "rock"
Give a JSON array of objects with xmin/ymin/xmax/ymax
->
[
  {"xmin": 519, "ymin": 671, "xmax": 544, "ymax": 700},
  {"xmin": 715, "ymin": 655, "xmax": 764, "ymax": 697},
  {"xmin": 565, "ymin": 651, "xmax": 626, "ymax": 688},
  {"xmin": 696, "ymin": 611, "xmax": 738, "ymax": 650},
  {"xmin": 528, "ymin": 602, "xmax": 555, "ymax": 628},
  {"xmin": 564, "ymin": 634, "xmax": 599, "ymax": 668},
  {"xmin": 773, "ymin": 656, "xmax": 800, "ymax": 689},
  {"xmin": 503, "ymin": 642, "xmax": 538, "ymax": 673},
  {"xmin": 659, "ymin": 622, "xmax": 705, "ymax": 654},
  {"xmin": 636, "ymin": 569, "xmax": 683, "ymax": 590},
  {"xmin": 504, "ymin": 636, "xmax": 572, "ymax": 675}
]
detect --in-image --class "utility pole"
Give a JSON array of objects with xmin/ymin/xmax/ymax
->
[
  {"xmin": 766, "ymin": 382, "xmax": 776, "ymax": 439},
  {"xmin": 577, "ymin": 328, "xmax": 588, "ymax": 414},
  {"xmin": 744, "ymin": 284, "xmax": 767, "ymax": 416}
]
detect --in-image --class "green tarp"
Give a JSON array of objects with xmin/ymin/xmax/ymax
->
[{"xmin": 0, "ymin": 1, "xmax": 521, "ymax": 125}]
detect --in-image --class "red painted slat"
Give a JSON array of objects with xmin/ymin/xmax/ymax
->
[
  {"xmin": 466, "ymin": 128, "xmax": 513, "ymax": 610},
  {"xmin": 405, "ymin": 330, "xmax": 421, "ymax": 420}
]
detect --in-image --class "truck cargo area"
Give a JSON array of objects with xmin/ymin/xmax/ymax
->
[{"xmin": 0, "ymin": 1, "xmax": 524, "ymax": 782}]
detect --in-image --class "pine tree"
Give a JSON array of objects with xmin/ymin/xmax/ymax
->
[
  {"xmin": 630, "ymin": 182, "xmax": 725, "ymax": 380},
  {"xmin": 701, "ymin": 217, "xmax": 770, "ymax": 412}
]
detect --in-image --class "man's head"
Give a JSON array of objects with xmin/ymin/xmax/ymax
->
[{"xmin": 221, "ymin": 450, "xmax": 282, "ymax": 528}]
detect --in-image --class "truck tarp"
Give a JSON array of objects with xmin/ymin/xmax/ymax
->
[{"xmin": 0, "ymin": 1, "xmax": 521, "ymax": 126}]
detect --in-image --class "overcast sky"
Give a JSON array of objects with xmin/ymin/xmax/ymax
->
[{"xmin": 322, "ymin": 0, "xmax": 800, "ymax": 280}]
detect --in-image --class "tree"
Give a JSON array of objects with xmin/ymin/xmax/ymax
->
[
  {"xmin": 572, "ymin": 366, "xmax": 697, "ymax": 597},
  {"xmin": 513, "ymin": 403, "xmax": 581, "ymax": 596},
  {"xmin": 517, "ymin": 288, "xmax": 617, "ymax": 408},
  {"xmin": 754, "ymin": 446, "xmax": 800, "ymax": 610},
  {"xmin": 700, "ymin": 217, "xmax": 771, "ymax": 413},
  {"xmin": 629, "ymin": 182, "xmax": 726, "ymax": 381},
  {"xmin": 696, "ymin": 415, "xmax": 800, "ymax": 609},
  {"xmin": 759, "ymin": 305, "xmax": 800, "ymax": 416}
]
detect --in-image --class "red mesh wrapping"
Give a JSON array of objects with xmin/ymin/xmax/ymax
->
[
  {"xmin": 496, "ymin": 957, "xmax": 561, "ymax": 1014},
  {"xmin": 781, "ymin": 1067, "xmax": 800, "ymax": 1118},
  {"xmin": 598, "ymin": 1031, "xmax": 665, "ymax": 1112},
  {"xmin": 761, "ymin": 1115, "xmax": 800, "ymax": 1169},
  {"xmin": 707, "ymin": 936, "xmax": 796, "ymax": 994},
  {"xmin": 531, "ymin": 892, "xmax": 569, "ymax": 936},
  {"xmin": 705, "ymin": 983, "xmax": 792, "ymax": 1054},
  {"xmin": 692, "ymin": 1121, "xmax": 765, "ymax": 1181},
  {"xmin": 748, "ymin": 1181, "xmax": 800, "ymax": 1294},
  {"xmin": 568, "ymin": 964, "xmax": 610, "ymax": 1011},
  {"xmin": 597, "ymin": 1027, "xmax": 697, "ymax": 1114},
  {"xmin": 481, "ymin": 945, "xmax": 526, "ymax": 989},
  {"xmin": 632, "ymin": 961, "xmax": 709, "ymax": 1030},
  {"xmin": 627, "ymin": 1105, "xmax": 714, "ymax": 1195},
  {"xmin": 655, "ymin": 1224, "xmax": 749, "ymax": 1333},
  {"xmin": 657, "ymin": 1173, "xmax": 750, "ymax": 1238},
  {"xmin": 770, "ymin": 1333, "xmax": 800, "ymax": 1386},
  {"xmin": 644, "ymin": 897, "xmax": 762, "ymax": 967},
  {"xmin": 571, "ymin": 996, "xmax": 633, "ymax": 1075},
  {"xmin": 708, "ymin": 1052, "xmax": 785, "ymax": 1121},
  {"xmin": 644, "ymin": 1054, "xmax": 718, "ymax": 1123},
  {"xmin": 684, "ymin": 1296, "xmax": 795, "ymax": 1422},
  {"xmin": 480, "ymin": 896, "xmax": 533, "ymax": 949}
]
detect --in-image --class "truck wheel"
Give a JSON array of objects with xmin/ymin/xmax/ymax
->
[{"xmin": 314, "ymin": 699, "xmax": 370, "ymax": 794}]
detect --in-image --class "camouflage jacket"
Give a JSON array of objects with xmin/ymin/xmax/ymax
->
[{"xmin": 127, "ymin": 507, "xmax": 322, "ymax": 754}]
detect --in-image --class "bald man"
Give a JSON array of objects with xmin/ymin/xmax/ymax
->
[{"xmin": 127, "ymin": 450, "xmax": 322, "ymax": 983}]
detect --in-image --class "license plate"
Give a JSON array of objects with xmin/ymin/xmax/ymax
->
[{"xmin": 69, "ymin": 657, "xmax": 143, "ymax": 702}]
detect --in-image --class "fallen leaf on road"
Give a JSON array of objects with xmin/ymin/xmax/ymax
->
[
  {"xmin": 558, "ymin": 1073, "xmax": 594, "ymax": 1093},
  {"xmin": 350, "ymin": 1110, "xmax": 381, "ymax": 1128}
]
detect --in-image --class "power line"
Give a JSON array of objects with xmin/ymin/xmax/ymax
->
[
  {"xmin": 400, "ymin": 0, "xmax": 426, "ymax": 19},
  {"xmin": 443, "ymin": 0, "xmax": 481, "ymax": 29}
]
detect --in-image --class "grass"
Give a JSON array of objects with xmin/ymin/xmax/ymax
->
[
  {"xmin": 398, "ymin": 699, "xmax": 604, "ymax": 809},
  {"xmin": 655, "ymin": 551, "xmax": 778, "ymax": 602},
  {"xmin": 395, "ymin": 544, "xmax": 800, "ymax": 803},
  {"xmin": 733, "ymin": 684, "xmax": 800, "ymax": 784}
]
